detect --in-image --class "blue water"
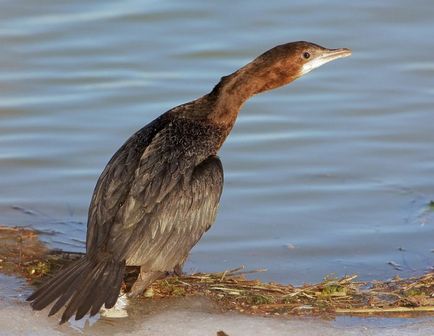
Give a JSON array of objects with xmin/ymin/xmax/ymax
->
[{"xmin": 0, "ymin": 0, "xmax": 433, "ymax": 285}]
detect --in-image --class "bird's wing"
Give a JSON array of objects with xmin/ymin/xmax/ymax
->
[
  {"xmin": 86, "ymin": 117, "xmax": 224, "ymax": 261},
  {"xmin": 111, "ymin": 155, "xmax": 223, "ymax": 265},
  {"xmin": 86, "ymin": 116, "xmax": 165, "ymax": 254}
]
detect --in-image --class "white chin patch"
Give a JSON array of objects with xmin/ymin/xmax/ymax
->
[{"xmin": 300, "ymin": 58, "xmax": 330, "ymax": 76}]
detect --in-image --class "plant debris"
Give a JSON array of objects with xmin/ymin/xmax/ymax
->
[
  {"xmin": 0, "ymin": 226, "xmax": 83, "ymax": 283},
  {"xmin": 1, "ymin": 225, "xmax": 433, "ymax": 318},
  {"xmin": 142, "ymin": 267, "xmax": 434, "ymax": 318}
]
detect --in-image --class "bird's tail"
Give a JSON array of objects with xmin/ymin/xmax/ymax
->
[{"xmin": 27, "ymin": 255, "xmax": 126, "ymax": 324}]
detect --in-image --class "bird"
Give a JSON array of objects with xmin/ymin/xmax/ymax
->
[{"xmin": 27, "ymin": 41, "xmax": 351, "ymax": 323}]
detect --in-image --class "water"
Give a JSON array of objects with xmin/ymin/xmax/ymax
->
[{"xmin": 1, "ymin": 0, "xmax": 434, "ymax": 289}]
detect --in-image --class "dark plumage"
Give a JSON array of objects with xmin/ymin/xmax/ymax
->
[{"xmin": 27, "ymin": 41, "xmax": 351, "ymax": 323}]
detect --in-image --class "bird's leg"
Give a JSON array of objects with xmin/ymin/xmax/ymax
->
[
  {"xmin": 173, "ymin": 254, "xmax": 188, "ymax": 276},
  {"xmin": 173, "ymin": 264, "xmax": 183, "ymax": 276},
  {"xmin": 173, "ymin": 259, "xmax": 186, "ymax": 276},
  {"xmin": 128, "ymin": 268, "xmax": 163, "ymax": 298}
]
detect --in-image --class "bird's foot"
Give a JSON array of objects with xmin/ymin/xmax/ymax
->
[{"xmin": 100, "ymin": 293, "xmax": 129, "ymax": 318}]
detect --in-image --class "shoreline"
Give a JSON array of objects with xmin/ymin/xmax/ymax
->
[{"xmin": 1, "ymin": 225, "xmax": 433, "ymax": 321}]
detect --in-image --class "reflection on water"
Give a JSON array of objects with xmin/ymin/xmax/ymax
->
[{"xmin": 0, "ymin": 0, "xmax": 433, "ymax": 285}]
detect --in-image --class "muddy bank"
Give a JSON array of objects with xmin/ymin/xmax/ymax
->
[{"xmin": 1, "ymin": 225, "xmax": 433, "ymax": 321}]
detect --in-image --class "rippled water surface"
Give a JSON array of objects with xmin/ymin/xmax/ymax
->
[{"xmin": 1, "ymin": 0, "xmax": 433, "ymax": 285}]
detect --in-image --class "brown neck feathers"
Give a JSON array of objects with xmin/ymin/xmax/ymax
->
[{"xmin": 205, "ymin": 58, "xmax": 299, "ymax": 127}]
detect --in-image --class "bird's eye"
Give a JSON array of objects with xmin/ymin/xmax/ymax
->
[{"xmin": 303, "ymin": 52, "xmax": 311, "ymax": 59}]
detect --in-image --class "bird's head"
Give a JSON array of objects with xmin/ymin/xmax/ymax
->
[
  {"xmin": 246, "ymin": 41, "xmax": 352, "ymax": 94},
  {"xmin": 206, "ymin": 41, "xmax": 351, "ymax": 125}
]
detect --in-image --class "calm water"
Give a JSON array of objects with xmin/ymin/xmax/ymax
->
[{"xmin": 0, "ymin": 0, "xmax": 433, "ymax": 285}]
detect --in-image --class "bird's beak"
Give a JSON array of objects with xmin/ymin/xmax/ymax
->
[
  {"xmin": 300, "ymin": 47, "xmax": 352, "ymax": 76},
  {"xmin": 320, "ymin": 48, "xmax": 352, "ymax": 62}
]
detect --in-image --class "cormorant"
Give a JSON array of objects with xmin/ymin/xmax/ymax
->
[{"xmin": 27, "ymin": 41, "xmax": 351, "ymax": 323}]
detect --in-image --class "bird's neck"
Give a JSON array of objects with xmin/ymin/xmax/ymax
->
[
  {"xmin": 205, "ymin": 65, "xmax": 265, "ymax": 127},
  {"xmin": 204, "ymin": 60, "xmax": 298, "ymax": 128},
  {"xmin": 174, "ymin": 58, "xmax": 299, "ymax": 131}
]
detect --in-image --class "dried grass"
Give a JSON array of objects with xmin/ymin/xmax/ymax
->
[{"xmin": 146, "ymin": 266, "xmax": 434, "ymax": 318}]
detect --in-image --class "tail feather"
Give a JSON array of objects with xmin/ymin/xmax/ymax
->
[
  {"xmin": 30, "ymin": 259, "xmax": 88, "ymax": 310},
  {"xmin": 60, "ymin": 262, "xmax": 105, "ymax": 323},
  {"xmin": 48, "ymin": 280, "xmax": 77, "ymax": 317},
  {"xmin": 50, "ymin": 259, "xmax": 103, "ymax": 318},
  {"xmin": 89, "ymin": 259, "xmax": 125, "ymax": 316},
  {"xmin": 89, "ymin": 266, "xmax": 114, "ymax": 316},
  {"xmin": 27, "ymin": 259, "xmax": 84, "ymax": 303},
  {"xmin": 27, "ymin": 256, "xmax": 125, "ymax": 324},
  {"xmin": 74, "ymin": 260, "xmax": 113, "ymax": 320},
  {"xmin": 104, "ymin": 261, "xmax": 126, "ymax": 309}
]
